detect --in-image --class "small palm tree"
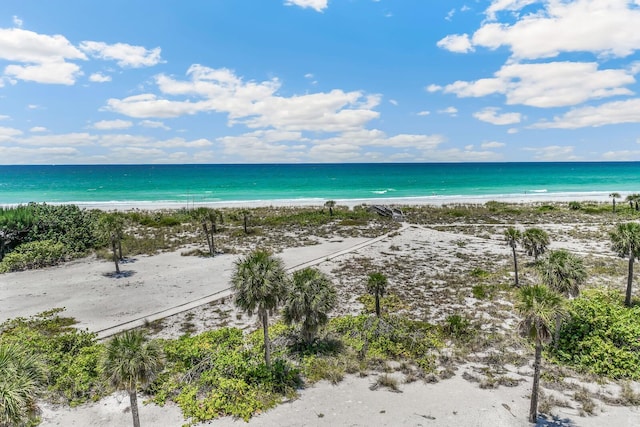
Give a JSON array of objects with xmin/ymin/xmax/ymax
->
[
  {"xmin": 537, "ymin": 249, "xmax": 586, "ymax": 346},
  {"xmin": 324, "ymin": 200, "xmax": 336, "ymax": 216},
  {"xmin": 504, "ymin": 227, "xmax": 521, "ymax": 286},
  {"xmin": 102, "ymin": 330, "xmax": 164, "ymax": 427},
  {"xmin": 0, "ymin": 344, "xmax": 45, "ymax": 427},
  {"xmin": 283, "ymin": 267, "xmax": 337, "ymax": 345},
  {"xmin": 97, "ymin": 213, "xmax": 126, "ymax": 274},
  {"xmin": 367, "ymin": 272, "xmax": 388, "ymax": 318},
  {"xmin": 241, "ymin": 209, "xmax": 251, "ymax": 234},
  {"xmin": 195, "ymin": 208, "xmax": 222, "ymax": 256},
  {"xmin": 537, "ymin": 249, "xmax": 586, "ymax": 299},
  {"xmin": 610, "ymin": 222, "xmax": 640, "ymax": 306},
  {"xmin": 522, "ymin": 227, "xmax": 550, "ymax": 262},
  {"xmin": 609, "ymin": 192, "xmax": 621, "ymax": 213},
  {"xmin": 516, "ymin": 284, "xmax": 566, "ymax": 424},
  {"xmin": 232, "ymin": 249, "xmax": 289, "ymax": 366}
]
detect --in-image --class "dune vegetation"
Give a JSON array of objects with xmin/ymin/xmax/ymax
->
[{"xmin": 2, "ymin": 200, "xmax": 640, "ymax": 425}]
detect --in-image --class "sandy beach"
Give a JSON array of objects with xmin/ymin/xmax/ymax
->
[{"xmin": 2, "ymin": 200, "xmax": 640, "ymax": 427}]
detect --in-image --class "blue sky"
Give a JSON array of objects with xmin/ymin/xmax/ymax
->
[{"xmin": 1, "ymin": 0, "xmax": 640, "ymax": 164}]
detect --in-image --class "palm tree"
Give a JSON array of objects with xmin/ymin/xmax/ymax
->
[
  {"xmin": 522, "ymin": 227, "xmax": 550, "ymax": 262},
  {"xmin": 610, "ymin": 222, "xmax": 640, "ymax": 306},
  {"xmin": 609, "ymin": 192, "xmax": 621, "ymax": 213},
  {"xmin": 241, "ymin": 209, "xmax": 251, "ymax": 234},
  {"xmin": 102, "ymin": 330, "xmax": 164, "ymax": 427},
  {"xmin": 283, "ymin": 267, "xmax": 337, "ymax": 345},
  {"xmin": 195, "ymin": 208, "xmax": 222, "ymax": 256},
  {"xmin": 536, "ymin": 249, "xmax": 586, "ymax": 346},
  {"xmin": 367, "ymin": 272, "xmax": 388, "ymax": 318},
  {"xmin": 324, "ymin": 200, "xmax": 336, "ymax": 216},
  {"xmin": 0, "ymin": 344, "xmax": 45, "ymax": 427},
  {"xmin": 537, "ymin": 249, "xmax": 586, "ymax": 299},
  {"xmin": 97, "ymin": 213, "xmax": 126, "ymax": 274},
  {"xmin": 626, "ymin": 194, "xmax": 640, "ymax": 211},
  {"xmin": 232, "ymin": 249, "xmax": 289, "ymax": 366},
  {"xmin": 516, "ymin": 285, "xmax": 566, "ymax": 424},
  {"xmin": 504, "ymin": 227, "xmax": 521, "ymax": 286}
]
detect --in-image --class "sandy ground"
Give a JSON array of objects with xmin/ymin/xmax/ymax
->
[{"xmin": 3, "ymin": 211, "xmax": 640, "ymax": 426}]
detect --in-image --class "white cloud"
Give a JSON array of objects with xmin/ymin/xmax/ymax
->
[
  {"xmin": 425, "ymin": 84, "xmax": 442, "ymax": 93},
  {"xmin": 417, "ymin": 110, "xmax": 430, "ymax": 116},
  {"xmin": 284, "ymin": 0, "xmax": 328, "ymax": 12},
  {"xmin": 79, "ymin": 41, "xmax": 162, "ymax": 68},
  {"xmin": 481, "ymin": 141, "xmax": 506, "ymax": 149},
  {"xmin": 523, "ymin": 145, "xmax": 578, "ymax": 161},
  {"xmin": 0, "ymin": 28, "xmax": 86, "ymax": 63},
  {"xmin": 439, "ymin": 61, "xmax": 635, "ymax": 108},
  {"xmin": 29, "ymin": 126, "xmax": 47, "ymax": 132},
  {"xmin": 475, "ymin": 0, "xmax": 640, "ymax": 59},
  {"xmin": 389, "ymin": 99, "xmax": 398, "ymax": 106},
  {"xmin": 106, "ymin": 65, "xmax": 381, "ymax": 132},
  {"xmin": 437, "ymin": 34, "xmax": 474, "ymax": 53},
  {"xmin": 12, "ymin": 16, "xmax": 23, "ymax": 28},
  {"xmin": 438, "ymin": 107, "xmax": 458, "ymax": 116},
  {"xmin": 473, "ymin": 107, "xmax": 522, "ymax": 125},
  {"xmin": 89, "ymin": 72, "xmax": 111, "ymax": 82},
  {"xmin": 532, "ymin": 98, "xmax": 640, "ymax": 129},
  {"xmin": 92, "ymin": 119, "xmax": 133, "ymax": 130},
  {"xmin": 0, "ymin": 115, "xmax": 9, "ymax": 120},
  {"xmin": 5, "ymin": 61, "xmax": 82, "ymax": 85},
  {"xmin": 139, "ymin": 120, "xmax": 170, "ymax": 130},
  {"xmin": 0, "ymin": 146, "xmax": 80, "ymax": 164},
  {"xmin": 0, "ymin": 126, "xmax": 22, "ymax": 141},
  {"xmin": 0, "ymin": 28, "xmax": 86, "ymax": 85}
]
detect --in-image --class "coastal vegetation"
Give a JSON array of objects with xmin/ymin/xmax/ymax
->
[{"xmin": 2, "ymin": 200, "xmax": 640, "ymax": 424}]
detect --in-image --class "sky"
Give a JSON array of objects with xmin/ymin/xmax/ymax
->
[{"xmin": 1, "ymin": 0, "xmax": 640, "ymax": 164}]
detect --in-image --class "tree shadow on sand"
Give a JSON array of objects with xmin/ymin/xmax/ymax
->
[
  {"xmin": 102, "ymin": 270, "xmax": 135, "ymax": 279},
  {"xmin": 536, "ymin": 414, "xmax": 579, "ymax": 427}
]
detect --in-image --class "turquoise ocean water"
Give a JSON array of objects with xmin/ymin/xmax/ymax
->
[{"xmin": 0, "ymin": 163, "xmax": 638, "ymax": 206}]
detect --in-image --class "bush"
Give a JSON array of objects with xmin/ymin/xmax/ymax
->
[
  {"xmin": 553, "ymin": 289, "xmax": 640, "ymax": 379},
  {"xmin": 0, "ymin": 240, "xmax": 68, "ymax": 272},
  {"xmin": 0, "ymin": 308, "xmax": 106, "ymax": 404},
  {"xmin": 153, "ymin": 327, "xmax": 301, "ymax": 424}
]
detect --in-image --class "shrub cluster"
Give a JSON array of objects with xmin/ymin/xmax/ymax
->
[
  {"xmin": 553, "ymin": 289, "xmax": 640, "ymax": 379},
  {"xmin": 151, "ymin": 327, "xmax": 301, "ymax": 423},
  {"xmin": 0, "ymin": 240, "xmax": 68, "ymax": 272}
]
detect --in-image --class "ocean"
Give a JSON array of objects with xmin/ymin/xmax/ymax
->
[{"xmin": 0, "ymin": 163, "xmax": 638, "ymax": 207}]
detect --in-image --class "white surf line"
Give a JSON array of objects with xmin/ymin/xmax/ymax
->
[{"xmin": 95, "ymin": 223, "xmax": 410, "ymax": 340}]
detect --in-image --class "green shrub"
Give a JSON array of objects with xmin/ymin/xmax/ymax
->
[
  {"xmin": 553, "ymin": 289, "xmax": 640, "ymax": 379},
  {"xmin": 0, "ymin": 240, "xmax": 68, "ymax": 272},
  {"xmin": 0, "ymin": 309, "xmax": 106, "ymax": 405},
  {"xmin": 442, "ymin": 314, "xmax": 477, "ymax": 342}
]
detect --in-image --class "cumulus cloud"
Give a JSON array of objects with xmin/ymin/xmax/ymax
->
[
  {"xmin": 437, "ymin": 61, "xmax": 635, "ymax": 108},
  {"xmin": 29, "ymin": 126, "xmax": 47, "ymax": 132},
  {"xmin": 284, "ymin": 0, "xmax": 328, "ymax": 12},
  {"xmin": 473, "ymin": 107, "xmax": 522, "ymax": 125},
  {"xmin": 89, "ymin": 72, "xmax": 111, "ymax": 82},
  {"xmin": 417, "ymin": 111, "xmax": 430, "ymax": 116},
  {"xmin": 531, "ymin": 98, "xmax": 640, "ymax": 129},
  {"xmin": 437, "ymin": 34, "xmax": 474, "ymax": 53},
  {"xmin": 79, "ymin": 41, "xmax": 162, "ymax": 68},
  {"xmin": 0, "ymin": 126, "xmax": 23, "ymax": 141},
  {"xmin": 0, "ymin": 28, "xmax": 86, "ymax": 84},
  {"xmin": 106, "ymin": 65, "xmax": 381, "ymax": 133},
  {"xmin": 474, "ymin": 0, "xmax": 640, "ymax": 60},
  {"xmin": 92, "ymin": 119, "xmax": 133, "ymax": 130}
]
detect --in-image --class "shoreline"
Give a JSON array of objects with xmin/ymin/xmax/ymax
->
[{"xmin": 0, "ymin": 191, "xmax": 623, "ymax": 211}]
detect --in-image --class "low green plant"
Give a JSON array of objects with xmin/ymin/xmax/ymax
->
[
  {"xmin": 553, "ymin": 289, "xmax": 640, "ymax": 379},
  {"xmin": 0, "ymin": 240, "xmax": 68, "ymax": 272}
]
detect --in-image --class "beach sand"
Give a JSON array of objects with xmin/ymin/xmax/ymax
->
[{"xmin": 2, "ymin": 201, "xmax": 639, "ymax": 426}]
